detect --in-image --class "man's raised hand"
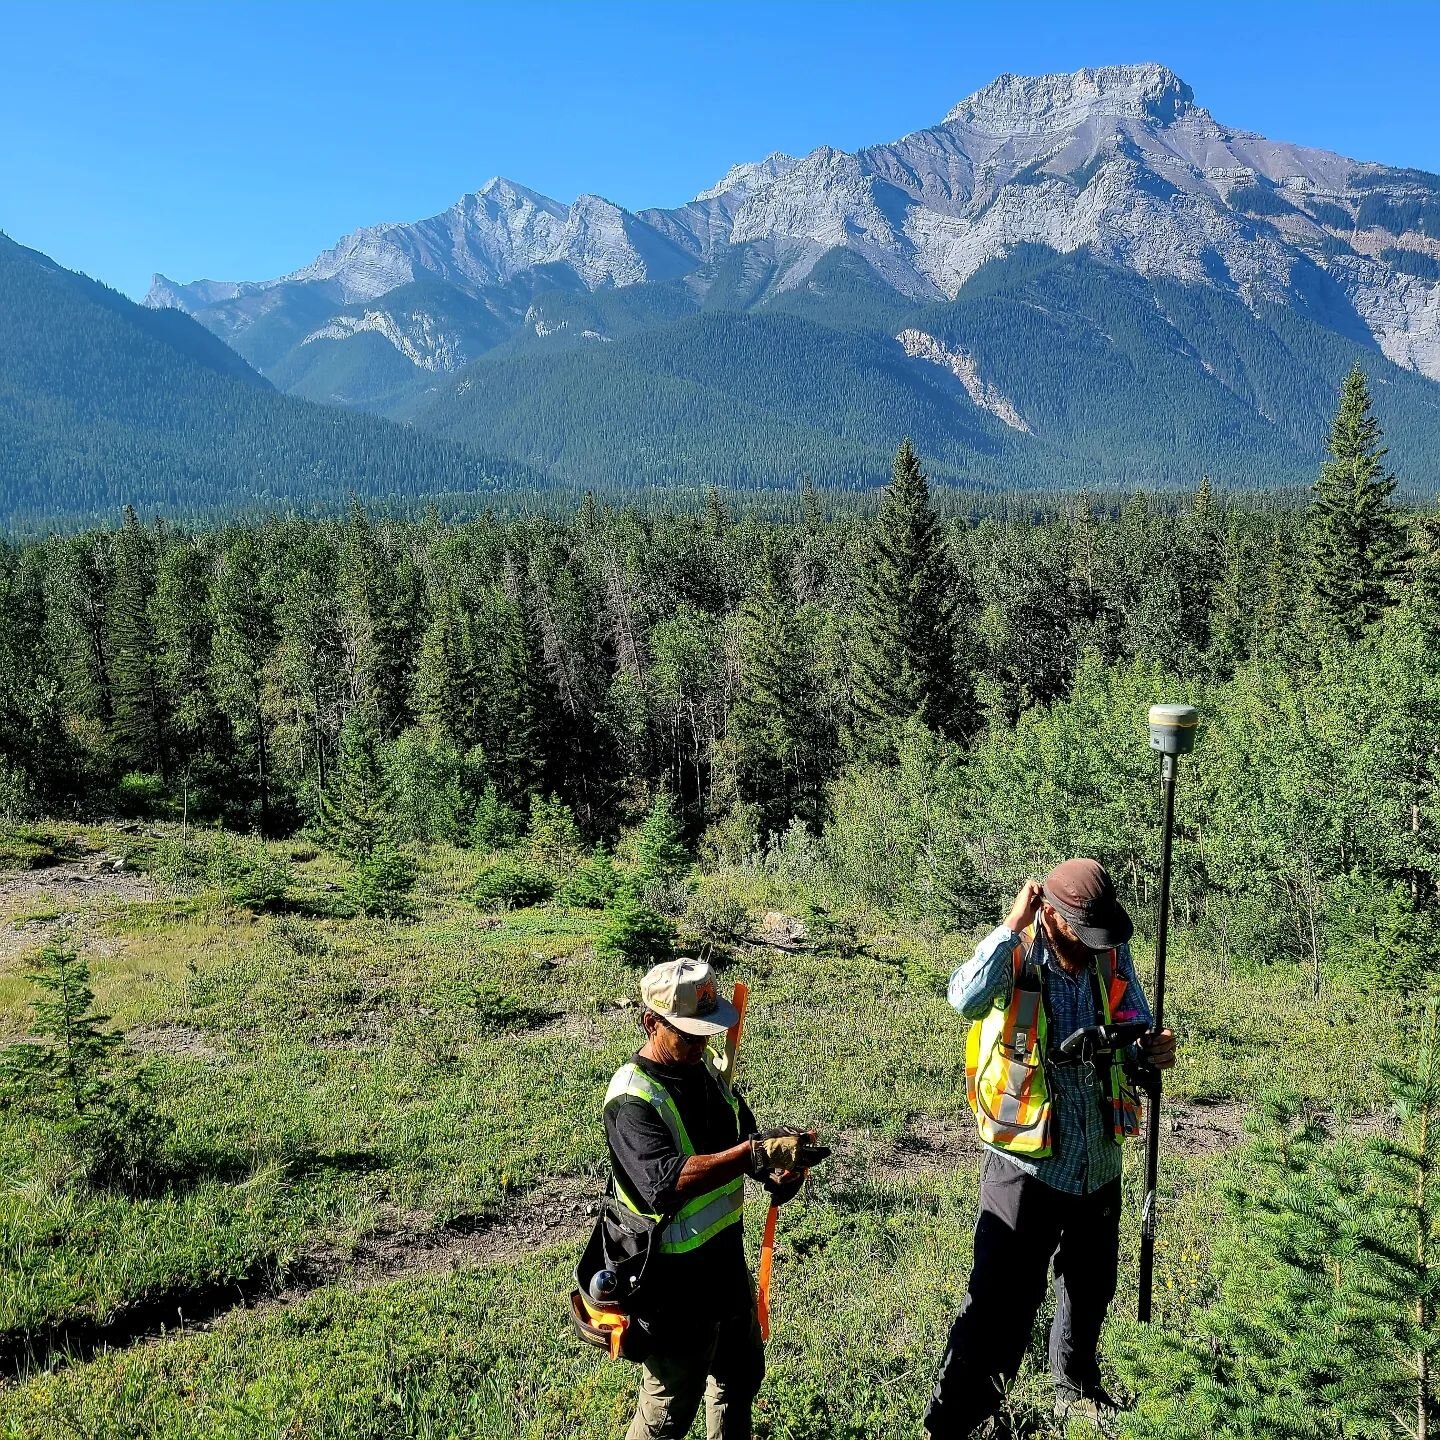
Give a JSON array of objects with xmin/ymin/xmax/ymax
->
[{"xmin": 1004, "ymin": 878, "xmax": 1045, "ymax": 935}]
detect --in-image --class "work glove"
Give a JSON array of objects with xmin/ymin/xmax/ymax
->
[
  {"xmin": 761, "ymin": 1170, "xmax": 808, "ymax": 1206},
  {"xmin": 748, "ymin": 1126, "xmax": 830, "ymax": 1176}
]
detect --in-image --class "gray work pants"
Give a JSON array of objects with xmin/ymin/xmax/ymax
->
[{"xmin": 624, "ymin": 1304, "xmax": 765, "ymax": 1440}]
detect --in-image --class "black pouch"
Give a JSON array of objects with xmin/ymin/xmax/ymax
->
[{"xmin": 570, "ymin": 1191, "xmax": 668, "ymax": 1363}]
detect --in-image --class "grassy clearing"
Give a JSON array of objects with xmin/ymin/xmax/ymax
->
[{"xmin": 0, "ymin": 826, "xmax": 1389, "ymax": 1436}]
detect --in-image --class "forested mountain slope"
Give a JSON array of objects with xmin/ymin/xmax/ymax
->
[
  {"xmin": 0, "ymin": 235, "xmax": 539, "ymax": 530},
  {"xmin": 418, "ymin": 247, "xmax": 1440, "ymax": 490}
]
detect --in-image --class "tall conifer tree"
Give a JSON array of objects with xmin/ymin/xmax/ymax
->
[
  {"xmin": 151, "ymin": 539, "xmax": 218, "ymax": 808},
  {"xmin": 210, "ymin": 531, "xmax": 278, "ymax": 833},
  {"xmin": 1305, "ymin": 364, "xmax": 1405, "ymax": 640},
  {"xmin": 317, "ymin": 708, "xmax": 392, "ymax": 859},
  {"xmin": 107, "ymin": 508, "xmax": 169, "ymax": 781},
  {"xmin": 729, "ymin": 546, "xmax": 828, "ymax": 835},
  {"xmin": 849, "ymin": 440, "xmax": 969, "ymax": 755},
  {"xmin": 414, "ymin": 577, "xmax": 483, "ymax": 751},
  {"xmin": 337, "ymin": 504, "xmax": 421, "ymax": 735}
]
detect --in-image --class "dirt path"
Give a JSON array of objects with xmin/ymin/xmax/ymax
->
[{"xmin": 828, "ymin": 1101, "xmax": 1264, "ymax": 1184}]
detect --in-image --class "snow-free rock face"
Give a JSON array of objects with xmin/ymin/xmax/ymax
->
[
  {"xmin": 145, "ymin": 64, "xmax": 1440, "ymax": 385},
  {"xmin": 302, "ymin": 308, "xmax": 468, "ymax": 372},
  {"xmin": 944, "ymin": 63, "xmax": 1197, "ymax": 131},
  {"xmin": 896, "ymin": 329, "xmax": 1031, "ymax": 431}
]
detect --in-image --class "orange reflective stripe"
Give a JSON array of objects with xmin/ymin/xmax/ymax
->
[
  {"xmin": 967, "ymin": 936, "xmax": 1052, "ymax": 1155},
  {"xmin": 1098, "ymin": 949, "xmax": 1142, "ymax": 1143},
  {"xmin": 966, "ymin": 935, "xmax": 1141, "ymax": 1156}
]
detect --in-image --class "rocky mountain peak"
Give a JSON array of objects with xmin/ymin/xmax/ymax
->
[
  {"xmin": 143, "ymin": 63, "xmax": 1440, "ymax": 391},
  {"xmin": 692, "ymin": 152, "xmax": 798, "ymax": 202},
  {"xmin": 944, "ymin": 63, "xmax": 1196, "ymax": 133}
]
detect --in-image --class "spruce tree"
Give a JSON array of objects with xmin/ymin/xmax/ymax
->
[
  {"xmin": 151, "ymin": 539, "xmax": 218, "ymax": 811},
  {"xmin": 703, "ymin": 485, "xmax": 729, "ymax": 539},
  {"xmin": 633, "ymin": 790, "xmax": 692, "ymax": 891},
  {"xmin": 337, "ymin": 504, "xmax": 421, "ymax": 737},
  {"xmin": 596, "ymin": 879, "xmax": 676, "ymax": 967},
  {"xmin": 413, "ymin": 577, "xmax": 483, "ymax": 751},
  {"xmin": 107, "ymin": 508, "xmax": 169, "ymax": 784},
  {"xmin": 317, "ymin": 709, "xmax": 392, "ymax": 860},
  {"xmin": 1176, "ymin": 476, "xmax": 1224, "ymax": 669},
  {"xmin": 850, "ymin": 440, "xmax": 970, "ymax": 755},
  {"xmin": 0, "ymin": 941, "xmax": 121, "ymax": 1118},
  {"xmin": 318, "ymin": 710, "xmax": 416, "ymax": 917},
  {"xmin": 271, "ymin": 539, "xmax": 344, "ymax": 816},
  {"xmin": 729, "ymin": 546, "xmax": 828, "ymax": 836},
  {"xmin": 1119, "ymin": 1093, "xmax": 1423, "ymax": 1440},
  {"xmin": 1376, "ymin": 1002, "xmax": 1440, "ymax": 1440},
  {"xmin": 0, "ymin": 941, "xmax": 166, "ymax": 1189},
  {"xmin": 210, "ymin": 531, "xmax": 278, "ymax": 833},
  {"xmin": 1305, "ymin": 364, "xmax": 1405, "ymax": 640},
  {"xmin": 45, "ymin": 533, "xmax": 115, "ymax": 747},
  {"xmin": 485, "ymin": 578, "xmax": 551, "ymax": 801}
]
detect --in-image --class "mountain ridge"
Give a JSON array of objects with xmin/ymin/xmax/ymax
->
[
  {"xmin": 146, "ymin": 60, "xmax": 1440, "ymax": 390},
  {"xmin": 0, "ymin": 232, "xmax": 542, "ymax": 531},
  {"xmin": 95, "ymin": 64, "xmax": 1440, "ymax": 496}
]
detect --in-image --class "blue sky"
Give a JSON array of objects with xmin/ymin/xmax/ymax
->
[{"xmin": 4, "ymin": 0, "xmax": 1439, "ymax": 299}]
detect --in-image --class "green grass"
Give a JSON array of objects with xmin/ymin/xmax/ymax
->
[
  {"xmin": 0, "ymin": 825, "xmax": 73, "ymax": 872},
  {"xmin": 0, "ymin": 826, "xmax": 1394, "ymax": 1437}
]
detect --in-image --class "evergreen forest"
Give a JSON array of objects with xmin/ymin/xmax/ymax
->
[{"xmin": 4, "ymin": 371, "xmax": 1440, "ymax": 1437}]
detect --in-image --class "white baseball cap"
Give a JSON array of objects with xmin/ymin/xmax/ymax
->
[{"xmin": 640, "ymin": 958, "xmax": 739, "ymax": 1036}]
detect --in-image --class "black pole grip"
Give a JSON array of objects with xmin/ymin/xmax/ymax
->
[{"xmin": 1137, "ymin": 753, "xmax": 1177, "ymax": 1324}]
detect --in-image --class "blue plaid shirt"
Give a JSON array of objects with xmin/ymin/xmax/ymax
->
[{"xmin": 949, "ymin": 924, "xmax": 1152, "ymax": 1195}]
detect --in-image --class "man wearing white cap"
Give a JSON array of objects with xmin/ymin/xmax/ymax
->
[{"xmin": 604, "ymin": 957, "xmax": 828, "ymax": 1440}]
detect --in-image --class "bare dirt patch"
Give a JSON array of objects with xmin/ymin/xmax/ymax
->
[
  {"xmin": 0, "ymin": 854, "xmax": 154, "ymax": 911},
  {"xmin": 1162, "ymin": 1098, "xmax": 1393, "ymax": 1155},
  {"xmin": 524, "ymin": 1010, "xmax": 632, "ymax": 1049},
  {"xmin": 0, "ymin": 854, "xmax": 156, "ymax": 971},
  {"xmin": 1164, "ymin": 1098, "xmax": 1247, "ymax": 1154},
  {"xmin": 0, "ymin": 1173, "xmax": 600, "ymax": 1381},
  {"xmin": 832, "ymin": 1117, "xmax": 981, "ymax": 1183},
  {"xmin": 126, "ymin": 1024, "xmax": 226, "ymax": 1063},
  {"xmin": 317, "ymin": 1173, "xmax": 597, "ymax": 1285}
]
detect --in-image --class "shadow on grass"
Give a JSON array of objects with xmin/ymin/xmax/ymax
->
[
  {"xmin": 257, "ymin": 893, "xmax": 349, "ymax": 920},
  {"xmin": 0, "ymin": 1253, "xmax": 295, "ymax": 1382},
  {"xmin": 114, "ymin": 1144, "xmax": 388, "ymax": 1199}
]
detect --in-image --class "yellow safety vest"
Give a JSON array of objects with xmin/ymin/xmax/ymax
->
[
  {"xmin": 964, "ymin": 929, "xmax": 1142, "ymax": 1157},
  {"xmin": 604, "ymin": 1058, "xmax": 745, "ymax": 1255}
]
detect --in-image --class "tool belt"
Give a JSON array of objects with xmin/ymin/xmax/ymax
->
[{"xmin": 570, "ymin": 1189, "xmax": 670, "ymax": 1363}]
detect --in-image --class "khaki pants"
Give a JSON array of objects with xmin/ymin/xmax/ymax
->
[{"xmin": 625, "ymin": 1305, "xmax": 765, "ymax": 1440}]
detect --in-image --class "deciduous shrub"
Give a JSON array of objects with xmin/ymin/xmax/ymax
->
[
  {"xmin": 153, "ymin": 829, "xmax": 291, "ymax": 909},
  {"xmin": 683, "ymin": 870, "xmax": 755, "ymax": 943}
]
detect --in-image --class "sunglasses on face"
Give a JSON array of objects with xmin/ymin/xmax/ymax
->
[{"xmin": 653, "ymin": 1014, "xmax": 706, "ymax": 1043}]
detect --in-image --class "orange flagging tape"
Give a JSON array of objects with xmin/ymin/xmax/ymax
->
[{"xmin": 757, "ymin": 1201, "xmax": 778, "ymax": 1341}]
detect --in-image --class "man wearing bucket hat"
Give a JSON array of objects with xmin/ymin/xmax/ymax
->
[
  {"xmin": 924, "ymin": 860, "xmax": 1177, "ymax": 1438},
  {"xmin": 604, "ymin": 957, "xmax": 828, "ymax": 1440}
]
